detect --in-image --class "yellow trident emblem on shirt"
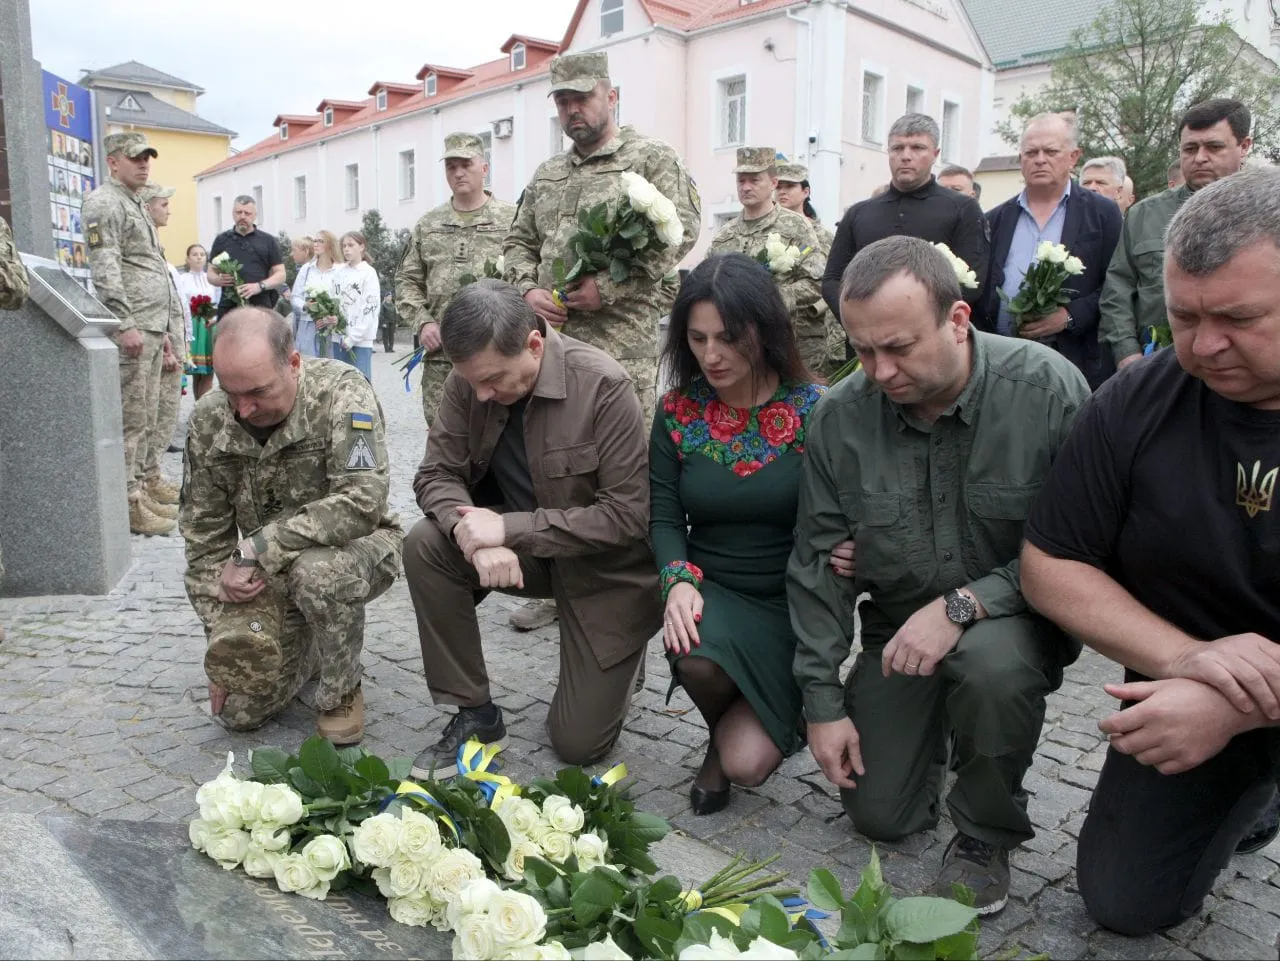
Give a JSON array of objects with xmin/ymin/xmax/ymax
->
[{"xmin": 1236, "ymin": 461, "xmax": 1278, "ymax": 518}]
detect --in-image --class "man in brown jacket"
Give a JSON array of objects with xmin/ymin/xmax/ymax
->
[{"xmin": 405, "ymin": 280, "xmax": 661, "ymax": 771}]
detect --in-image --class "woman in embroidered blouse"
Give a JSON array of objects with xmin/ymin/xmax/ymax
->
[
  {"xmin": 651, "ymin": 252, "xmax": 827, "ymax": 816},
  {"xmin": 175, "ymin": 244, "xmax": 219, "ymax": 399},
  {"xmin": 333, "ymin": 231, "xmax": 381, "ymax": 381}
]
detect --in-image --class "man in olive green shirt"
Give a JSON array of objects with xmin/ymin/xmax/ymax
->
[
  {"xmin": 1099, "ymin": 97, "xmax": 1251, "ymax": 369},
  {"xmin": 787, "ymin": 236, "xmax": 1090, "ymax": 916}
]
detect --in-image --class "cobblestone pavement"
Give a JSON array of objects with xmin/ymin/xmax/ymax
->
[{"xmin": 1, "ymin": 350, "xmax": 1277, "ymax": 960}]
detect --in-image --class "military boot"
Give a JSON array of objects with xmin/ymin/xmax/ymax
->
[
  {"xmin": 318, "ymin": 685, "xmax": 364, "ymax": 745},
  {"xmin": 129, "ymin": 494, "xmax": 175, "ymax": 536},
  {"xmin": 146, "ymin": 474, "xmax": 181, "ymax": 505},
  {"xmin": 143, "ymin": 494, "xmax": 179, "ymax": 520}
]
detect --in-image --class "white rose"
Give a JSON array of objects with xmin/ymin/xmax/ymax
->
[
  {"xmin": 621, "ymin": 171, "xmax": 660, "ymax": 215},
  {"xmin": 204, "ymin": 827, "xmax": 251, "ymax": 869},
  {"xmin": 527, "ymin": 815, "xmax": 555, "ymax": 845},
  {"xmin": 541, "ymin": 796, "xmax": 586, "ymax": 834},
  {"xmin": 680, "ymin": 932, "xmax": 743, "ymax": 960},
  {"xmin": 427, "ymin": 847, "xmax": 485, "ymax": 904},
  {"xmin": 649, "ymin": 194, "xmax": 679, "ymax": 226},
  {"xmin": 257, "ymin": 784, "xmax": 305, "ymax": 828},
  {"xmin": 398, "ymin": 809, "xmax": 445, "ymax": 863},
  {"xmin": 960, "ymin": 267, "xmax": 979, "ymax": 289},
  {"xmin": 304, "ymin": 281, "xmax": 327, "ymax": 296},
  {"xmin": 302, "ymin": 834, "xmax": 351, "ymax": 881},
  {"xmin": 502, "ymin": 837, "xmax": 543, "ymax": 882},
  {"xmin": 496, "ymin": 797, "xmax": 542, "ymax": 838},
  {"xmin": 573, "ymin": 832, "xmax": 608, "ymax": 870},
  {"xmin": 538, "ymin": 830, "xmax": 575, "ymax": 864},
  {"xmin": 189, "ymin": 818, "xmax": 215, "ymax": 853},
  {"xmin": 236, "ymin": 780, "xmax": 265, "ymax": 824},
  {"xmin": 212, "ymin": 251, "xmax": 231, "ymax": 266},
  {"xmin": 388, "ymin": 857, "xmax": 429, "ymax": 898},
  {"xmin": 242, "ymin": 845, "xmax": 282, "ymax": 879},
  {"xmin": 195, "ymin": 770, "xmax": 243, "ymax": 829},
  {"xmin": 274, "ymin": 852, "xmax": 330, "ymax": 899},
  {"xmin": 1063, "ymin": 255, "xmax": 1085, "ymax": 276},
  {"xmin": 388, "ymin": 893, "xmax": 439, "ymax": 928},
  {"xmin": 447, "ymin": 878, "xmax": 504, "ymax": 930},
  {"xmin": 250, "ymin": 825, "xmax": 291, "ymax": 852},
  {"xmin": 1036, "ymin": 241, "xmax": 1067, "ymax": 264},
  {"xmin": 740, "ymin": 937, "xmax": 800, "ymax": 960},
  {"xmin": 584, "ymin": 933, "xmax": 633, "ymax": 960},
  {"xmin": 655, "ymin": 216, "xmax": 684, "ymax": 247},
  {"xmin": 371, "ymin": 866, "xmax": 396, "ymax": 898},
  {"xmin": 764, "ymin": 233, "xmax": 786, "ymax": 258},
  {"xmin": 488, "ymin": 890, "xmax": 547, "ymax": 949},
  {"xmin": 351, "ymin": 812, "xmax": 403, "ymax": 868},
  {"xmin": 453, "ymin": 914, "xmax": 498, "ymax": 961},
  {"xmin": 523, "ymin": 943, "xmax": 573, "ymax": 961}
]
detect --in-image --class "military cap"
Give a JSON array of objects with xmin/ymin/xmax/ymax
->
[
  {"xmin": 548, "ymin": 51, "xmax": 610, "ymax": 95},
  {"xmin": 138, "ymin": 182, "xmax": 175, "ymax": 203},
  {"xmin": 776, "ymin": 163, "xmax": 810, "ymax": 184},
  {"xmin": 205, "ymin": 589, "xmax": 288, "ymax": 695},
  {"xmin": 733, "ymin": 147, "xmax": 777, "ymax": 174},
  {"xmin": 441, "ymin": 132, "xmax": 486, "ymax": 161},
  {"xmin": 103, "ymin": 131, "xmax": 158, "ymax": 159}
]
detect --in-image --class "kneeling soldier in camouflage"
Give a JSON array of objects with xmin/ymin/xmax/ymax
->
[{"xmin": 181, "ymin": 308, "xmax": 402, "ymax": 743}]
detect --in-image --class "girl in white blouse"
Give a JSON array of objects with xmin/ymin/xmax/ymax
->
[
  {"xmin": 175, "ymin": 244, "xmax": 220, "ymax": 399},
  {"xmin": 334, "ymin": 231, "xmax": 381, "ymax": 381}
]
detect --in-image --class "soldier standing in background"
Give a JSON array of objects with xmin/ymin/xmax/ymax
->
[
  {"xmin": 775, "ymin": 162, "xmax": 835, "ymax": 252},
  {"xmin": 138, "ymin": 182, "xmax": 183, "ymax": 515},
  {"xmin": 181, "ymin": 308, "xmax": 402, "ymax": 744},
  {"xmin": 82, "ymin": 132, "xmax": 184, "ymax": 536},
  {"xmin": 395, "ymin": 133, "xmax": 516, "ymax": 426},
  {"xmin": 0, "ymin": 215, "xmax": 30, "ymax": 642},
  {"xmin": 503, "ymin": 50, "xmax": 699, "ymax": 633}
]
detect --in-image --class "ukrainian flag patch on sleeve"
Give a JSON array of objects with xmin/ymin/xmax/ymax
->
[{"xmin": 350, "ymin": 412, "xmax": 374, "ymax": 430}]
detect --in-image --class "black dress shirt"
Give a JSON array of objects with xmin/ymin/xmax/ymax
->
[
  {"xmin": 821, "ymin": 177, "xmax": 990, "ymax": 316},
  {"xmin": 209, "ymin": 226, "xmax": 283, "ymax": 317}
]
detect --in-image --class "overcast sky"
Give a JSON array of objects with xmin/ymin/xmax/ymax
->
[{"xmin": 29, "ymin": 0, "xmax": 581, "ymax": 150}]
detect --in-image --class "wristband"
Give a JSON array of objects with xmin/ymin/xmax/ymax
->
[{"xmin": 660, "ymin": 560, "xmax": 703, "ymax": 602}]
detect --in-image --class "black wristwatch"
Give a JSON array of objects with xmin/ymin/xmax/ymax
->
[
  {"xmin": 230, "ymin": 547, "xmax": 259, "ymax": 568},
  {"xmin": 1063, "ymin": 309, "xmax": 1077, "ymax": 331},
  {"xmin": 943, "ymin": 589, "xmax": 978, "ymax": 627}
]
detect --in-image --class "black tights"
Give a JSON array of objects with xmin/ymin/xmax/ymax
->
[{"xmin": 676, "ymin": 655, "xmax": 782, "ymax": 789}]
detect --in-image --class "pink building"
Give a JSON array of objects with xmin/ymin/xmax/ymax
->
[{"xmin": 195, "ymin": 0, "xmax": 993, "ymax": 260}]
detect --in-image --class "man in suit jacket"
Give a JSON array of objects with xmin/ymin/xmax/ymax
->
[{"xmin": 974, "ymin": 113, "xmax": 1122, "ymax": 389}]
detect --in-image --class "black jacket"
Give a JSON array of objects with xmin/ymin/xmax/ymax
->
[{"xmin": 974, "ymin": 184, "xmax": 1122, "ymax": 389}]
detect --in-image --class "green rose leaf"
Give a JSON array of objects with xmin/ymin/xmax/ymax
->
[
  {"xmin": 808, "ymin": 867, "xmax": 845, "ymax": 912},
  {"xmin": 634, "ymin": 915, "xmax": 682, "ymax": 959},
  {"xmin": 250, "ymin": 747, "xmax": 293, "ymax": 784},
  {"xmin": 354, "ymin": 754, "xmax": 390, "ymax": 788},
  {"xmin": 883, "ymin": 897, "xmax": 979, "ymax": 944},
  {"xmin": 570, "ymin": 869, "xmax": 625, "ymax": 926},
  {"xmin": 522, "ymin": 855, "xmax": 562, "ymax": 889},
  {"xmin": 826, "ymin": 945, "xmax": 884, "ymax": 960},
  {"xmin": 609, "ymin": 257, "xmax": 630, "ymax": 284},
  {"xmin": 473, "ymin": 807, "xmax": 512, "ymax": 864},
  {"xmin": 297, "ymin": 736, "xmax": 349, "ymax": 800},
  {"xmin": 648, "ymin": 874, "xmax": 682, "ymax": 904},
  {"xmin": 287, "ymin": 766, "xmax": 325, "ymax": 800},
  {"xmin": 932, "ymin": 927, "xmax": 979, "ymax": 960},
  {"xmin": 385, "ymin": 757, "xmax": 412, "ymax": 783}
]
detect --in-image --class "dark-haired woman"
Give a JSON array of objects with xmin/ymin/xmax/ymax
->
[
  {"xmin": 776, "ymin": 163, "xmax": 834, "ymax": 253},
  {"xmin": 176, "ymin": 244, "xmax": 219, "ymax": 399},
  {"xmin": 651, "ymin": 252, "xmax": 837, "ymax": 815}
]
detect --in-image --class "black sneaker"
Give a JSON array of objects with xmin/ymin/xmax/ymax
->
[
  {"xmin": 1236, "ymin": 791, "xmax": 1280, "ymax": 855},
  {"xmin": 411, "ymin": 706, "xmax": 506, "ymax": 780},
  {"xmin": 929, "ymin": 832, "xmax": 1010, "ymax": 916}
]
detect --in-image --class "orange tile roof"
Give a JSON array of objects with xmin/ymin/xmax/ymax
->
[{"xmin": 367, "ymin": 81, "xmax": 421, "ymax": 96}]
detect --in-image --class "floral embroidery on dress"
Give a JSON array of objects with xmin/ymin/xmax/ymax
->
[{"xmin": 662, "ymin": 378, "xmax": 825, "ymax": 477}]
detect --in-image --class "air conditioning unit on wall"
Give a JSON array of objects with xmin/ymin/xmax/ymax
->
[{"xmin": 493, "ymin": 118, "xmax": 514, "ymax": 139}]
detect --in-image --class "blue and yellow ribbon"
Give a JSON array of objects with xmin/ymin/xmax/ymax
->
[
  {"xmin": 399, "ymin": 346, "xmax": 425, "ymax": 392},
  {"xmin": 591, "ymin": 763, "xmax": 628, "ymax": 788},
  {"xmin": 456, "ymin": 738, "xmax": 517, "ymax": 806},
  {"xmin": 377, "ymin": 779, "xmax": 462, "ymax": 842}
]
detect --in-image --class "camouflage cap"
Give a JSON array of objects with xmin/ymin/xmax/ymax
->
[
  {"xmin": 734, "ymin": 147, "xmax": 777, "ymax": 174},
  {"xmin": 103, "ymin": 131, "xmax": 158, "ymax": 159},
  {"xmin": 137, "ymin": 182, "xmax": 176, "ymax": 203},
  {"xmin": 441, "ymin": 132, "xmax": 486, "ymax": 161},
  {"xmin": 547, "ymin": 51, "xmax": 610, "ymax": 95},
  {"xmin": 205, "ymin": 589, "xmax": 287, "ymax": 695},
  {"xmin": 776, "ymin": 163, "xmax": 810, "ymax": 184}
]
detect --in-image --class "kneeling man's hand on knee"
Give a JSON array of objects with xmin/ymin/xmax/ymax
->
[
  {"xmin": 208, "ymin": 682, "xmax": 228, "ymax": 716},
  {"xmin": 807, "ymin": 717, "xmax": 865, "ymax": 790},
  {"xmin": 1099, "ymin": 677, "xmax": 1251, "ymax": 775},
  {"xmin": 454, "ymin": 506, "xmax": 506, "ymax": 561},
  {"xmin": 882, "ymin": 596, "xmax": 966, "ymax": 678},
  {"xmin": 471, "ymin": 547, "xmax": 524, "ymax": 590}
]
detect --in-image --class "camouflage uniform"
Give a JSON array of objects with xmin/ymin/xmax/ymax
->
[
  {"xmin": 504, "ymin": 52, "xmax": 700, "ymax": 428},
  {"xmin": 82, "ymin": 135, "xmax": 183, "ymax": 498},
  {"xmin": 140, "ymin": 183, "xmax": 184, "ymax": 483},
  {"xmin": 0, "ymin": 216, "xmax": 29, "ymax": 581},
  {"xmin": 395, "ymin": 133, "xmax": 516, "ymax": 426},
  {"xmin": 181, "ymin": 358, "xmax": 403, "ymax": 729}
]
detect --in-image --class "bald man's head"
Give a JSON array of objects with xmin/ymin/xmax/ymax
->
[{"xmin": 213, "ymin": 307, "xmax": 302, "ymax": 428}]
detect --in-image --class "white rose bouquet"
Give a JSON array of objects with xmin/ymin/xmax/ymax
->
[
  {"xmin": 550, "ymin": 171, "xmax": 685, "ymax": 310},
  {"xmin": 303, "ymin": 281, "xmax": 346, "ymax": 345},
  {"xmin": 210, "ymin": 251, "xmax": 244, "ymax": 305},
  {"xmin": 754, "ymin": 232, "xmax": 811, "ymax": 276},
  {"xmin": 1000, "ymin": 239, "xmax": 1084, "ymax": 333}
]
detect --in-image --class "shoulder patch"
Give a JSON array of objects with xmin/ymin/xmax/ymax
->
[
  {"xmin": 350, "ymin": 412, "xmax": 373, "ymax": 431},
  {"xmin": 345, "ymin": 435, "xmax": 377, "ymax": 470},
  {"xmin": 86, "ymin": 222, "xmax": 102, "ymax": 248}
]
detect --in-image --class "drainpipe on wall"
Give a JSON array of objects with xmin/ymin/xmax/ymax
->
[
  {"xmin": 371, "ymin": 124, "xmax": 381, "ymax": 224},
  {"xmin": 785, "ymin": 5, "xmax": 813, "ymax": 167}
]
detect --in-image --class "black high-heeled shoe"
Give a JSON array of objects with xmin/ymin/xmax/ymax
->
[{"xmin": 689, "ymin": 781, "xmax": 730, "ymax": 816}]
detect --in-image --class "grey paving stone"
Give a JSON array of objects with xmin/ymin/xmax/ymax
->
[{"xmin": 1189, "ymin": 920, "xmax": 1273, "ymax": 960}]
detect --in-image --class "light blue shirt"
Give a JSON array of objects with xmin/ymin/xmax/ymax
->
[{"xmin": 997, "ymin": 181, "xmax": 1071, "ymax": 335}]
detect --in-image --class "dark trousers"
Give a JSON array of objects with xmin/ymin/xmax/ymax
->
[
  {"xmin": 841, "ymin": 614, "xmax": 1060, "ymax": 849},
  {"xmin": 402, "ymin": 518, "xmax": 641, "ymax": 765},
  {"xmin": 1078, "ymin": 728, "xmax": 1280, "ymax": 936}
]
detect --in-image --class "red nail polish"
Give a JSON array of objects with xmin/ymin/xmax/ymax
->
[{"xmin": 694, "ymin": 613, "xmax": 701, "ymax": 622}]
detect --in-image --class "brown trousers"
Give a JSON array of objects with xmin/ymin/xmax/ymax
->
[{"xmin": 403, "ymin": 518, "xmax": 641, "ymax": 766}]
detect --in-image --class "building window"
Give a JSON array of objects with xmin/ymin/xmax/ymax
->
[
  {"xmin": 279, "ymin": 123, "xmax": 288, "ymax": 141},
  {"xmin": 718, "ymin": 76, "xmax": 746, "ymax": 148},
  {"xmin": 376, "ymin": 90, "xmax": 387, "ymax": 111},
  {"xmin": 478, "ymin": 131, "xmax": 493, "ymax": 189},
  {"xmin": 906, "ymin": 86, "xmax": 924, "ymax": 115},
  {"xmin": 323, "ymin": 106, "xmax": 334, "ymax": 127},
  {"xmin": 941, "ymin": 100, "xmax": 960, "ymax": 161},
  {"xmin": 213, "ymin": 196, "xmax": 222, "ymax": 230},
  {"xmin": 293, "ymin": 176, "xmax": 307, "ymax": 220},
  {"xmin": 511, "ymin": 43, "xmax": 526, "ymax": 71},
  {"xmin": 549, "ymin": 116, "xmax": 565, "ymax": 156},
  {"xmin": 861, "ymin": 72, "xmax": 884, "ymax": 144},
  {"xmin": 399, "ymin": 149, "xmax": 416, "ymax": 201},
  {"xmin": 118, "ymin": 94, "xmax": 142, "ymax": 112},
  {"xmin": 601, "ymin": 0, "xmax": 624, "ymax": 34},
  {"xmin": 252, "ymin": 185, "xmax": 263, "ymax": 219},
  {"xmin": 345, "ymin": 163, "xmax": 359, "ymax": 210},
  {"xmin": 425, "ymin": 73, "xmax": 437, "ymax": 97}
]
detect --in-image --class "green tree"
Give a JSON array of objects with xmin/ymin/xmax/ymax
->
[{"xmin": 997, "ymin": 0, "xmax": 1280, "ymax": 199}]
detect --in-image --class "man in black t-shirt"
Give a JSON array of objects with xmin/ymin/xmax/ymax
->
[
  {"xmin": 207, "ymin": 195, "xmax": 285, "ymax": 319},
  {"xmin": 1021, "ymin": 167, "xmax": 1280, "ymax": 937}
]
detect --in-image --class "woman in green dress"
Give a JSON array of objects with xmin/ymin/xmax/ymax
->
[{"xmin": 651, "ymin": 252, "xmax": 828, "ymax": 815}]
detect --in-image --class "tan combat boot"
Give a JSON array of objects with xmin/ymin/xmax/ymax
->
[
  {"xmin": 146, "ymin": 474, "xmax": 181, "ymax": 505},
  {"xmin": 129, "ymin": 493, "xmax": 176, "ymax": 536},
  {"xmin": 318, "ymin": 686, "xmax": 364, "ymax": 745},
  {"xmin": 143, "ymin": 494, "xmax": 178, "ymax": 520}
]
